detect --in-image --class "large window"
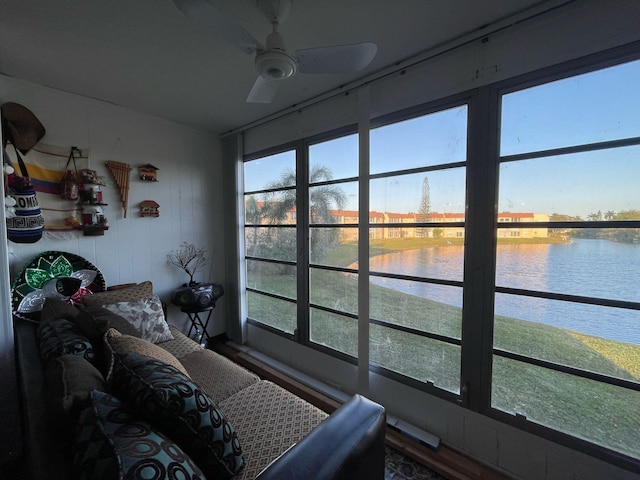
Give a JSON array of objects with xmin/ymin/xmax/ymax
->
[
  {"xmin": 368, "ymin": 105, "xmax": 468, "ymax": 395},
  {"xmin": 244, "ymin": 149, "xmax": 298, "ymax": 334},
  {"xmin": 493, "ymin": 58, "xmax": 640, "ymax": 461},
  {"xmin": 240, "ymin": 50, "xmax": 640, "ymax": 471},
  {"xmin": 307, "ymin": 133, "xmax": 360, "ymax": 357}
]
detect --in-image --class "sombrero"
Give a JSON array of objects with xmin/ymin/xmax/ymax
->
[
  {"xmin": 11, "ymin": 251, "xmax": 106, "ymax": 318},
  {"xmin": 1, "ymin": 102, "xmax": 46, "ymax": 154}
]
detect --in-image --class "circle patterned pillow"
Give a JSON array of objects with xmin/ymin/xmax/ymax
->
[
  {"xmin": 110, "ymin": 352, "xmax": 244, "ymax": 479},
  {"xmin": 73, "ymin": 390, "xmax": 205, "ymax": 479}
]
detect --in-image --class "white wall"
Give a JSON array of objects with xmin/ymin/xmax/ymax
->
[{"xmin": 0, "ymin": 75, "xmax": 227, "ymax": 335}]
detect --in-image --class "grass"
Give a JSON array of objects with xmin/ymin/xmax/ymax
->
[{"xmin": 247, "ymin": 239, "xmax": 640, "ymax": 459}]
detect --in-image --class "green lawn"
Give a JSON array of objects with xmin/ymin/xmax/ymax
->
[{"xmin": 247, "ymin": 240, "xmax": 640, "ymax": 459}]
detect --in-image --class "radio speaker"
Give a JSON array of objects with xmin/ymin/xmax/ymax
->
[{"xmin": 171, "ymin": 283, "xmax": 223, "ymax": 310}]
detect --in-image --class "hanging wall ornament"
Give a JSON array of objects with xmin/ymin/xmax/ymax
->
[
  {"xmin": 106, "ymin": 160, "xmax": 131, "ymax": 218},
  {"xmin": 60, "ymin": 146, "xmax": 80, "ymax": 201},
  {"xmin": 11, "ymin": 251, "xmax": 106, "ymax": 317},
  {"xmin": 4, "ymin": 145, "xmax": 45, "ymax": 243}
]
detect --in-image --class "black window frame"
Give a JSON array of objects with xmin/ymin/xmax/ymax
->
[{"xmin": 240, "ymin": 40, "xmax": 640, "ymax": 474}]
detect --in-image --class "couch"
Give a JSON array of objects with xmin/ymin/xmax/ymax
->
[{"xmin": 13, "ymin": 284, "xmax": 386, "ymax": 480}]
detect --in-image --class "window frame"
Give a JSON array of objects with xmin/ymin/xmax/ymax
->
[
  {"xmin": 480, "ymin": 42, "xmax": 640, "ymax": 472},
  {"xmin": 239, "ymin": 41, "xmax": 640, "ymax": 473}
]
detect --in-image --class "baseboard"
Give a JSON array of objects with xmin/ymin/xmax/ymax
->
[{"xmin": 212, "ymin": 340, "xmax": 511, "ymax": 480}]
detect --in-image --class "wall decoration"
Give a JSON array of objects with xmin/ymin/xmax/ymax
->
[
  {"xmin": 60, "ymin": 147, "xmax": 81, "ymax": 201},
  {"xmin": 140, "ymin": 200, "xmax": 159, "ymax": 217},
  {"xmin": 11, "ymin": 250, "xmax": 106, "ymax": 316},
  {"xmin": 3, "ymin": 142, "xmax": 89, "ymax": 238},
  {"xmin": 78, "ymin": 169, "xmax": 106, "ymax": 205},
  {"xmin": 138, "ymin": 164, "xmax": 159, "ymax": 182},
  {"xmin": 73, "ymin": 168, "xmax": 109, "ymax": 236},
  {"xmin": 80, "ymin": 204, "xmax": 109, "ymax": 235},
  {"xmin": 105, "ymin": 160, "xmax": 131, "ymax": 218}
]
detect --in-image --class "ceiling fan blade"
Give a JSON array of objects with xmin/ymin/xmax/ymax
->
[
  {"xmin": 172, "ymin": 0, "xmax": 261, "ymax": 54},
  {"xmin": 296, "ymin": 42, "xmax": 377, "ymax": 74},
  {"xmin": 246, "ymin": 76, "xmax": 280, "ymax": 104}
]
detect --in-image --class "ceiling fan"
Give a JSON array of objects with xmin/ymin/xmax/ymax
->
[{"xmin": 172, "ymin": 0, "xmax": 377, "ymax": 103}]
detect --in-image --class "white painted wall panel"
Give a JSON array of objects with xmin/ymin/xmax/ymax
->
[{"xmin": 0, "ymin": 75, "xmax": 227, "ymax": 335}]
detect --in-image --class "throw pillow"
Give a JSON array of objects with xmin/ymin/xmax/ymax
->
[
  {"xmin": 103, "ymin": 328, "xmax": 189, "ymax": 381},
  {"xmin": 80, "ymin": 281, "xmax": 153, "ymax": 307},
  {"xmin": 37, "ymin": 318, "xmax": 95, "ymax": 364},
  {"xmin": 101, "ymin": 295, "xmax": 173, "ymax": 343},
  {"xmin": 40, "ymin": 298, "xmax": 80, "ymax": 325},
  {"xmin": 74, "ymin": 305, "xmax": 141, "ymax": 342},
  {"xmin": 73, "ymin": 390, "xmax": 205, "ymax": 480},
  {"xmin": 110, "ymin": 352, "xmax": 244, "ymax": 479},
  {"xmin": 44, "ymin": 354, "xmax": 107, "ymax": 416}
]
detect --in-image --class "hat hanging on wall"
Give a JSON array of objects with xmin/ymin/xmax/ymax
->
[{"xmin": 1, "ymin": 102, "xmax": 46, "ymax": 154}]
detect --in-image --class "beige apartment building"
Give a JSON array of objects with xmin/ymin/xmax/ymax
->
[{"xmin": 330, "ymin": 210, "xmax": 549, "ymax": 241}]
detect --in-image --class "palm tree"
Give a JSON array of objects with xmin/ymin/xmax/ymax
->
[
  {"xmin": 262, "ymin": 170, "xmax": 297, "ymax": 225},
  {"xmin": 245, "ymin": 195, "xmax": 264, "ymax": 257},
  {"xmin": 261, "ymin": 165, "xmax": 347, "ymax": 260},
  {"xmin": 604, "ymin": 210, "xmax": 616, "ymax": 220},
  {"xmin": 263, "ymin": 165, "xmax": 346, "ymax": 224}
]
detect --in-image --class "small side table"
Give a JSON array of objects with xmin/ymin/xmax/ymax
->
[{"xmin": 181, "ymin": 305, "xmax": 214, "ymax": 346}]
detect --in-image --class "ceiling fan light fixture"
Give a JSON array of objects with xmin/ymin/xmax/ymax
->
[{"xmin": 255, "ymin": 50, "xmax": 297, "ymax": 80}]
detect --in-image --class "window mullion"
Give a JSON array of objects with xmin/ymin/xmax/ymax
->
[
  {"xmin": 296, "ymin": 141, "xmax": 310, "ymax": 344},
  {"xmin": 358, "ymin": 87, "xmax": 371, "ymax": 395},
  {"xmin": 461, "ymin": 86, "xmax": 500, "ymax": 411}
]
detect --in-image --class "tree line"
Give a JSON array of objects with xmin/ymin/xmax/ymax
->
[{"xmin": 550, "ymin": 209, "xmax": 640, "ymax": 243}]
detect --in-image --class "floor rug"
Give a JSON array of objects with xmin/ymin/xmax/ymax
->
[{"xmin": 385, "ymin": 446, "xmax": 446, "ymax": 480}]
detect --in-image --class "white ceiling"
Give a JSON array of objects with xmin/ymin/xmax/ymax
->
[{"xmin": 0, "ymin": 0, "xmax": 551, "ymax": 134}]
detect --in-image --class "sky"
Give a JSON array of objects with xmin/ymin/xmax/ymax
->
[{"xmin": 244, "ymin": 58, "xmax": 640, "ymax": 219}]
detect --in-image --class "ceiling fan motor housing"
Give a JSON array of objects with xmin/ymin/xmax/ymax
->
[
  {"xmin": 255, "ymin": 30, "xmax": 297, "ymax": 79},
  {"xmin": 255, "ymin": 50, "xmax": 297, "ymax": 79}
]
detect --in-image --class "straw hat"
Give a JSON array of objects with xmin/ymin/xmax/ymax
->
[{"xmin": 1, "ymin": 102, "xmax": 46, "ymax": 154}]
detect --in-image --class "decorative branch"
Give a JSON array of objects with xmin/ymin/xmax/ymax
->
[{"xmin": 167, "ymin": 242, "xmax": 208, "ymax": 285}]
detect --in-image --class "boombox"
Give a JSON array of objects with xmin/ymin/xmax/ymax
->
[{"xmin": 171, "ymin": 283, "xmax": 224, "ymax": 310}]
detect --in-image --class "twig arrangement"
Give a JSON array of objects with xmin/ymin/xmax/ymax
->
[{"xmin": 167, "ymin": 242, "xmax": 208, "ymax": 285}]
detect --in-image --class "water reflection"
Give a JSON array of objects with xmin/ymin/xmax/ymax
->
[
  {"xmin": 370, "ymin": 245, "xmax": 464, "ymax": 281},
  {"xmin": 369, "ymin": 239, "xmax": 640, "ymax": 345}
]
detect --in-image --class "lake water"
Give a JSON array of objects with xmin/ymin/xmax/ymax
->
[{"xmin": 369, "ymin": 239, "xmax": 640, "ymax": 345}]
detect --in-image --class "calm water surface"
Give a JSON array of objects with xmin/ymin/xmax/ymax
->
[{"xmin": 369, "ymin": 239, "xmax": 640, "ymax": 345}]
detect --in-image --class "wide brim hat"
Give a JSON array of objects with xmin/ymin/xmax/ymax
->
[{"xmin": 1, "ymin": 102, "xmax": 46, "ymax": 154}]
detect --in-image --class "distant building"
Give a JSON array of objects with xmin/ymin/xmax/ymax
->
[{"xmin": 247, "ymin": 200, "xmax": 549, "ymax": 240}]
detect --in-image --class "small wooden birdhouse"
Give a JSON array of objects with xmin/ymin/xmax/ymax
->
[
  {"xmin": 138, "ymin": 164, "xmax": 159, "ymax": 182},
  {"xmin": 140, "ymin": 200, "xmax": 159, "ymax": 217}
]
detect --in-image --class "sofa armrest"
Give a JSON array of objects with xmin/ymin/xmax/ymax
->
[
  {"xmin": 14, "ymin": 317, "xmax": 71, "ymax": 480},
  {"xmin": 255, "ymin": 394, "xmax": 386, "ymax": 480}
]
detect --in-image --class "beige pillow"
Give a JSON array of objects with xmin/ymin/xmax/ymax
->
[
  {"xmin": 81, "ymin": 281, "xmax": 153, "ymax": 307},
  {"xmin": 103, "ymin": 328, "xmax": 189, "ymax": 381}
]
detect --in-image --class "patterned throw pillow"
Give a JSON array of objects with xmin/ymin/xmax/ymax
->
[
  {"xmin": 110, "ymin": 352, "xmax": 244, "ymax": 479},
  {"xmin": 73, "ymin": 390, "xmax": 205, "ymax": 480},
  {"xmin": 101, "ymin": 295, "xmax": 173, "ymax": 343},
  {"xmin": 103, "ymin": 328, "xmax": 189, "ymax": 381},
  {"xmin": 74, "ymin": 305, "xmax": 142, "ymax": 343},
  {"xmin": 81, "ymin": 281, "xmax": 153, "ymax": 307},
  {"xmin": 37, "ymin": 318, "xmax": 95, "ymax": 363}
]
